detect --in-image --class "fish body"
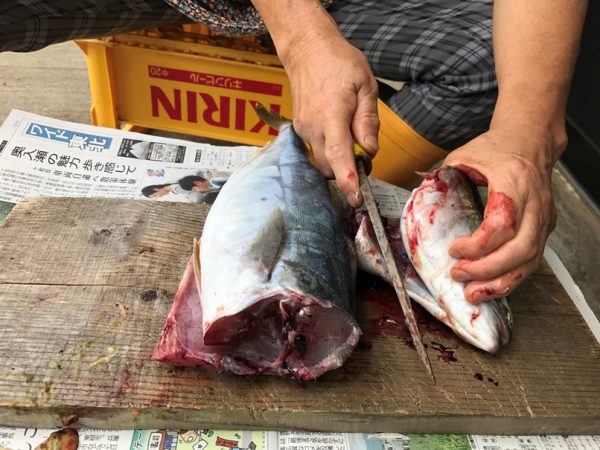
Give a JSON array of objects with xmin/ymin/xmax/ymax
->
[
  {"xmin": 153, "ymin": 122, "xmax": 360, "ymax": 381},
  {"xmin": 400, "ymin": 166, "xmax": 512, "ymax": 352}
]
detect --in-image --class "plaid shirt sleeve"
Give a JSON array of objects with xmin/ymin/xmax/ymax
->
[
  {"xmin": 162, "ymin": 0, "xmax": 334, "ymax": 36},
  {"xmin": 0, "ymin": 0, "xmax": 185, "ymax": 52}
]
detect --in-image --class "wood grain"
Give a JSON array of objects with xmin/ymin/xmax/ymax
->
[{"xmin": 0, "ymin": 197, "xmax": 599, "ymax": 433}]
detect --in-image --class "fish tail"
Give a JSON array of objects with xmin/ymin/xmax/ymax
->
[{"xmin": 255, "ymin": 104, "xmax": 289, "ymax": 129}]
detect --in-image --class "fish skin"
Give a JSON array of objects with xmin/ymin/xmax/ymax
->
[
  {"xmin": 400, "ymin": 166, "xmax": 512, "ymax": 353},
  {"xmin": 153, "ymin": 122, "xmax": 360, "ymax": 381}
]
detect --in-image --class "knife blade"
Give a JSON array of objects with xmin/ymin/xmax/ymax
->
[{"xmin": 355, "ymin": 156, "xmax": 435, "ymax": 383}]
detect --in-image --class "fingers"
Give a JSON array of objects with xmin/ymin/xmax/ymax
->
[
  {"xmin": 442, "ymin": 130, "xmax": 557, "ymax": 303},
  {"xmin": 293, "ymin": 111, "xmax": 333, "ymax": 178},
  {"xmin": 449, "ymin": 190, "xmax": 521, "ymax": 260},
  {"xmin": 452, "ymin": 194, "xmax": 555, "ymax": 303},
  {"xmin": 321, "ymin": 108, "xmax": 363, "ymax": 207},
  {"xmin": 284, "ymin": 38, "xmax": 378, "ymax": 208},
  {"xmin": 351, "ymin": 80, "xmax": 380, "ymax": 158},
  {"xmin": 451, "ymin": 198, "xmax": 543, "ymax": 282},
  {"xmin": 464, "ymin": 257, "xmax": 541, "ymax": 303},
  {"xmin": 296, "ymin": 110, "xmax": 363, "ymax": 208},
  {"xmin": 287, "ymin": 45, "xmax": 378, "ymax": 208}
]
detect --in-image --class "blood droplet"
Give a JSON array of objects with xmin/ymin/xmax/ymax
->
[
  {"xmin": 470, "ymin": 286, "xmax": 496, "ymax": 302},
  {"xmin": 430, "ymin": 341, "xmax": 458, "ymax": 363},
  {"xmin": 434, "ymin": 178, "xmax": 449, "ymax": 194},
  {"xmin": 485, "ymin": 191, "xmax": 517, "ymax": 231},
  {"xmin": 470, "ymin": 309, "xmax": 481, "ymax": 326},
  {"xmin": 511, "ymin": 272, "xmax": 523, "ymax": 282}
]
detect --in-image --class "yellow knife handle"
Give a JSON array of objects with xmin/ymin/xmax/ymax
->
[{"xmin": 353, "ymin": 142, "xmax": 372, "ymax": 176}]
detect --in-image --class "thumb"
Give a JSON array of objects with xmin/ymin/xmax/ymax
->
[{"xmin": 351, "ymin": 82, "xmax": 380, "ymax": 157}]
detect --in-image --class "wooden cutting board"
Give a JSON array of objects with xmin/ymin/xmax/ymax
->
[{"xmin": 0, "ymin": 197, "xmax": 599, "ymax": 434}]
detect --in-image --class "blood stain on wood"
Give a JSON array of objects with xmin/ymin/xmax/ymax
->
[{"xmin": 430, "ymin": 341, "xmax": 458, "ymax": 363}]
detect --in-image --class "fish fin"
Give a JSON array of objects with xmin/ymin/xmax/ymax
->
[
  {"xmin": 415, "ymin": 170, "xmax": 434, "ymax": 179},
  {"xmin": 493, "ymin": 297, "xmax": 513, "ymax": 331},
  {"xmin": 405, "ymin": 277, "xmax": 445, "ymax": 317},
  {"xmin": 255, "ymin": 104, "xmax": 289, "ymax": 130},
  {"xmin": 193, "ymin": 238, "xmax": 202, "ymax": 295},
  {"xmin": 255, "ymin": 104, "xmax": 316, "ymax": 164},
  {"xmin": 355, "ymin": 214, "xmax": 389, "ymax": 282},
  {"xmin": 248, "ymin": 207, "xmax": 285, "ymax": 279}
]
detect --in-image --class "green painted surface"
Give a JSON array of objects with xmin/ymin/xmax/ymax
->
[
  {"xmin": 406, "ymin": 434, "xmax": 471, "ymax": 450},
  {"xmin": 0, "ymin": 200, "xmax": 15, "ymax": 223}
]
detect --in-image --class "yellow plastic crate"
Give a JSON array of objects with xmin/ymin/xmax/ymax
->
[
  {"xmin": 76, "ymin": 25, "xmax": 290, "ymax": 146},
  {"xmin": 76, "ymin": 25, "xmax": 445, "ymax": 186}
]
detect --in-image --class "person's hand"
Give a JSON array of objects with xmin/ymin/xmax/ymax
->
[
  {"xmin": 444, "ymin": 119, "xmax": 563, "ymax": 303},
  {"xmin": 281, "ymin": 30, "xmax": 380, "ymax": 207},
  {"xmin": 150, "ymin": 185, "xmax": 173, "ymax": 198}
]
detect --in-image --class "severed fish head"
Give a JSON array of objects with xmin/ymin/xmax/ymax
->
[{"xmin": 401, "ymin": 166, "xmax": 512, "ymax": 353}]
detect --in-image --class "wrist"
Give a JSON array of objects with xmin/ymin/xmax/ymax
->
[
  {"xmin": 251, "ymin": 0, "xmax": 340, "ymax": 68},
  {"xmin": 491, "ymin": 94, "xmax": 567, "ymax": 169},
  {"xmin": 277, "ymin": 24, "xmax": 342, "ymax": 71}
]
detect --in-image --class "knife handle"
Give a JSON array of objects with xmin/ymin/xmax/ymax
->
[{"xmin": 353, "ymin": 142, "xmax": 373, "ymax": 176}]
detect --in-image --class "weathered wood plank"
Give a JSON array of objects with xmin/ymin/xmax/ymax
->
[
  {"xmin": 0, "ymin": 197, "xmax": 599, "ymax": 433},
  {"xmin": 0, "ymin": 197, "xmax": 208, "ymax": 290}
]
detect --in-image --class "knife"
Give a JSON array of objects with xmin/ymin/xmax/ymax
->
[{"xmin": 354, "ymin": 148, "xmax": 436, "ymax": 383}]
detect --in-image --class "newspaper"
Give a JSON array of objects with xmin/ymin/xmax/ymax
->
[
  {"xmin": 0, "ymin": 109, "xmax": 257, "ymax": 206},
  {"xmin": 1, "ymin": 428, "xmax": 599, "ymax": 450},
  {"xmin": 0, "ymin": 109, "xmax": 408, "ymax": 214},
  {"xmin": 0, "ymin": 111, "xmax": 598, "ymax": 450}
]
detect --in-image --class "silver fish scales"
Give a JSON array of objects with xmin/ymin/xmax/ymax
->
[
  {"xmin": 153, "ymin": 115, "xmax": 360, "ymax": 381},
  {"xmin": 401, "ymin": 166, "xmax": 512, "ymax": 353},
  {"xmin": 352, "ymin": 168, "xmax": 512, "ymax": 353}
]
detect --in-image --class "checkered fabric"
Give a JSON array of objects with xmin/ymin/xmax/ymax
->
[
  {"xmin": 0, "ymin": 0, "xmax": 185, "ymax": 52},
  {"xmin": 329, "ymin": 0, "xmax": 497, "ymax": 150},
  {"xmin": 0, "ymin": 0, "xmax": 496, "ymax": 149}
]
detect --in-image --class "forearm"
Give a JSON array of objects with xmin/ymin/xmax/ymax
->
[
  {"xmin": 491, "ymin": 0, "xmax": 587, "ymax": 167},
  {"xmin": 250, "ymin": 0, "xmax": 379, "ymax": 206},
  {"xmin": 250, "ymin": 0, "xmax": 341, "ymax": 67}
]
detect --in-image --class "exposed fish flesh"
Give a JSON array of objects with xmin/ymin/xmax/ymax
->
[
  {"xmin": 153, "ymin": 116, "xmax": 360, "ymax": 381},
  {"xmin": 354, "ymin": 172, "xmax": 512, "ymax": 353},
  {"xmin": 352, "ymin": 210, "xmax": 439, "ymax": 314},
  {"xmin": 401, "ymin": 166, "xmax": 512, "ymax": 353}
]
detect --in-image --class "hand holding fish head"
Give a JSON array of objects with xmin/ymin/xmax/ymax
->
[{"xmin": 444, "ymin": 122, "xmax": 561, "ymax": 303}]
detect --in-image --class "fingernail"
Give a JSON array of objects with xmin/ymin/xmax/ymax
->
[
  {"xmin": 365, "ymin": 135, "xmax": 379, "ymax": 152},
  {"xmin": 452, "ymin": 269, "xmax": 470, "ymax": 282},
  {"xmin": 448, "ymin": 242, "xmax": 462, "ymax": 259},
  {"xmin": 349, "ymin": 191, "xmax": 362, "ymax": 208},
  {"xmin": 449, "ymin": 248, "xmax": 462, "ymax": 259}
]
